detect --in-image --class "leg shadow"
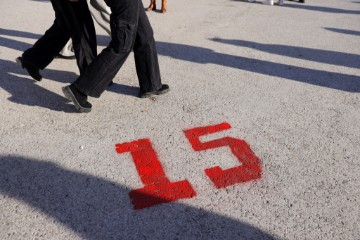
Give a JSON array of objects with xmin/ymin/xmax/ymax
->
[
  {"xmin": 324, "ymin": 27, "xmax": 360, "ymax": 37},
  {"xmin": 156, "ymin": 41, "xmax": 360, "ymax": 93},
  {"xmin": 107, "ymin": 83, "xmax": 140, "ymax": 97},
  {"xmin": 210, "ymin": 38, "xmax": 360, "ymax": 69},
  {"xmin": 282, "ymin": 3, "xmax": 360, "ymax": 14},
  {"xmin": 0, "ymin": 59, "xmax": 79, "ymax": 112}
]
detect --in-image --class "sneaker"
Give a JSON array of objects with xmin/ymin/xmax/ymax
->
[
  {"xmin": 262, "ymin": 0, "xmax": 274, "ymax": 5},
  {"xmin": 62, "ymin": 85, "xmax": 92, "ymax": 113},
  {"xmin": 55, "ymin": 53, "xmax": 76, "ymax": 60},
  {"xmin": 138, "ymin": 84, "xmax": 170, "ymax": 98},
  {"xmin": 299, "ymin": 0, "xmax": 305, "ymax": 2},
  {"xmin": 278, "ymin": 0, "xmax": 284, "ymax": 5},
  {"xmin": 15, "ymin": 57, "xmax": 42, "ymax": 81}
]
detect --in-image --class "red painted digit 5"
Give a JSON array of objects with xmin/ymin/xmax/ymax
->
[
  {"xmin": 116, "ymin": 139, "xmax": 196, "ymax": 210},
  {"xmin": 184, "ymin": 122, "xmax": 261, "ymax": 188}
]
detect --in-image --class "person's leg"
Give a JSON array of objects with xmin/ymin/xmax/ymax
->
[
  {"xmin": 58, "ymin": 0, "xmax": 106, "ymax": 60},
  {"xmin": 20, "ymin": 0, "xmax": 71, "ymax": 71},
  {"xmin": 18, "ymin": 0, "xmax": 96, "ymax": 79},
  {"xmin": 65, "ymin": 0, "xmax": 97, "ymax": 74},
  {"xmin": 161, "ymin": 0, "xmax": 166, "ymax": 13},
  {"xmin": 71, "ymin": 0, "xmax": 139, "ymax": 99},
  {"xmin": 133, "ymin": 0, "xmax": 166, "ymax": 96},
  {"xmin": 146, "ymin": 0, "xmax": 156, "ymax": 11}
]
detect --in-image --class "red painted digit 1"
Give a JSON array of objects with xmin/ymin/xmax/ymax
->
[
  {"xmin": 116, "ymin": 139, "xmax": 196, "ymax": 210},
  {"xmin": 184, "ymin": 122, "xmax": 262, "ymax": 188}
]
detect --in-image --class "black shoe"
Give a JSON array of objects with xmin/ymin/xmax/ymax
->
[
  {"xmin": 62, "ymin": 85, "xmax": 92, "ymax": 113},
  {"xmin": 138, "ymin": 84, "xmax": 170, "ymax": 98},
  {"xmin": 299, "ymin": 0, "xmax": 305, "ymax": 2},
  {"xmin": 16, "ymin": 57, "xmax": 42, "ymax": 81}
]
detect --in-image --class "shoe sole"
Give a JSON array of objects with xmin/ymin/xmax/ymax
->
[
  {"xmin": 139, "ymin": 87, "xmax": 170, "ymax": 98},
  {"xmin": 62, "ymin": 86, "xmax": 92, "ymax": 113},
  {"xmin": 15, "ymin": 57, "xmax": 42, "ymax": 81},
  {"xmin": 55, "ymin": 54, "xmax": 76, "ymax": 60}
]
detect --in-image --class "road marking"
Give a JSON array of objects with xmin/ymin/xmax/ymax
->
[{"xmin": 116, "ymin": 122, "xmax": 262, "ymax": 209}]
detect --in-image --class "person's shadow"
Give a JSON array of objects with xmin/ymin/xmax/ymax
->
[
  {"xmin": 324, "ymin": 27, "xmax": 360, "ymax": 37},
  {"xmin": 0, "ymin": 58, "xmax": 79, "ymax": 112},
  {"xmin": 282, "ymin": 2, "xmax": 360, "ymax": 14},
  {"xmin": 156, "ymin": 41, "xmax": 360, "ymax": 93},
  {"xmin": 210, "ymin": 38, "xmax": 360, "ymax": 69},
  {"xmin": 0, "ymin": 155, "xmax": 277, "ymax": 239}
]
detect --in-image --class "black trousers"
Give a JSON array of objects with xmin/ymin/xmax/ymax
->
[
  {"xmin": 73, "ymin": 0, "xmax": 162, "ymax": 98},
  {"xmin": 22, "ymin": 0, "xmax": 97, "ymax": 74}
]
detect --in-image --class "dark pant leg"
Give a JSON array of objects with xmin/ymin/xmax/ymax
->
[
  {"xmin": 22, "ymin": 0, "xmax": 70, "ymax": 70},
  {"xmin": 65, "ymin": 0, "xmax": 97, "ymax": 73},
  {"xmin": 73, "ymin": 0, "xmax": 139, "ymax": 97},
  {"xmin": 133, "ymin": 0, "xmax": 162, "ymax": 93},
  {"xmin": 22, "ymin": 0, "xmax": 96, "ymax": 73}
]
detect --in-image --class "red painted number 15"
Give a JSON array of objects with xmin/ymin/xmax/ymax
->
[{"xmin": 116, "ymin": 122, "xmax": 261, "ymax": 209}]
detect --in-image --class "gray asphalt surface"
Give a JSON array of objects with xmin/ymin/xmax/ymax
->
[{"xmin": 0, "ymin": 0, "xmax": 359, "ymax": 239}]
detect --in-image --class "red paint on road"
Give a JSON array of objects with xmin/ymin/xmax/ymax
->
[
  {"xmin": 184, "ymin": 122, "xmax": 262, "ymax": 188},
  {"xmin": 116, "ymin": 139, "xmax": 196, "ymax": 209}
]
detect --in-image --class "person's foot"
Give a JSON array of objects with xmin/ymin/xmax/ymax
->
[
  {"xmin": 62, "ymin": 85, "xmax": 92, "ymax": 113},
  {"xmin": 299, "ymin": 0, "xmax": 305, "ymax": 2},
  {"xmin": 15, "ymin": 57, "xmax": 42, "ymax": 81},
  {"xmin": 138, "ymin": 84, "xmax": 170, "ymax": 98},
  {"xmin": 146, "ymin": 3, "xmax": 156, "ymax": 11}
]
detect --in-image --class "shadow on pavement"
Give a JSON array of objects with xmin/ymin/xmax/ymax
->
[
  {"xmin": 235, "ymin": 0, "xmax": 360, "ymax": 14},
  {"xmin": 324, "ymin": 27, "xmax": 360, "ymax": 37},
  {"xmin": 107, "ymin": 83, "xmax": 139, "ymax": 96},
  {"xmin": 0, "ymin": 59, "xmax": 79, "ymax": 112},
  {"xmin": 156, "ymin": 41, "xmax": 360, "ymax": 93},
  {"xmin": 0, "ymin": 156, "xmax": 276, "ymax": 240},
  {"xmin": 282, "ymin": 3, "xmax": 360, "ymax": 14},
  {"xmin": 2, "ymin": 27, "xmax": 359, "ymax": 94},
  {"xmin": 210, "ymin": 38, "xmax": 360, "ymax": 69}
]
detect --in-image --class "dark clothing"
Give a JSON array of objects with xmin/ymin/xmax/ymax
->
[
  {"xmin": 73, "ymin": 0, "xmax": 162, "ymax": 98},
  {"xmin": 22, "ymin": 0, "xmax": 97, "ymax": 74}
]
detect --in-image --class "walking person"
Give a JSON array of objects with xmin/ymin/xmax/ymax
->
[
  {"xmin": 16, "ymin": 0, "xmax": 97, "ymax": 81},
  {"xmin": 62, "ymin": 0, "xmax": 169, "ymax": 113}
]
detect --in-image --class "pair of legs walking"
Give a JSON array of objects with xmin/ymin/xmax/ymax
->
[{"xmin": 63, "ymin": 0, "xmax": 169, "ymax": 112}]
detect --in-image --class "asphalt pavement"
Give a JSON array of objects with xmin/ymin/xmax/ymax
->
[{"xmin": 0, "ymin": 0, "xmax": 359, "ymax": 239}]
